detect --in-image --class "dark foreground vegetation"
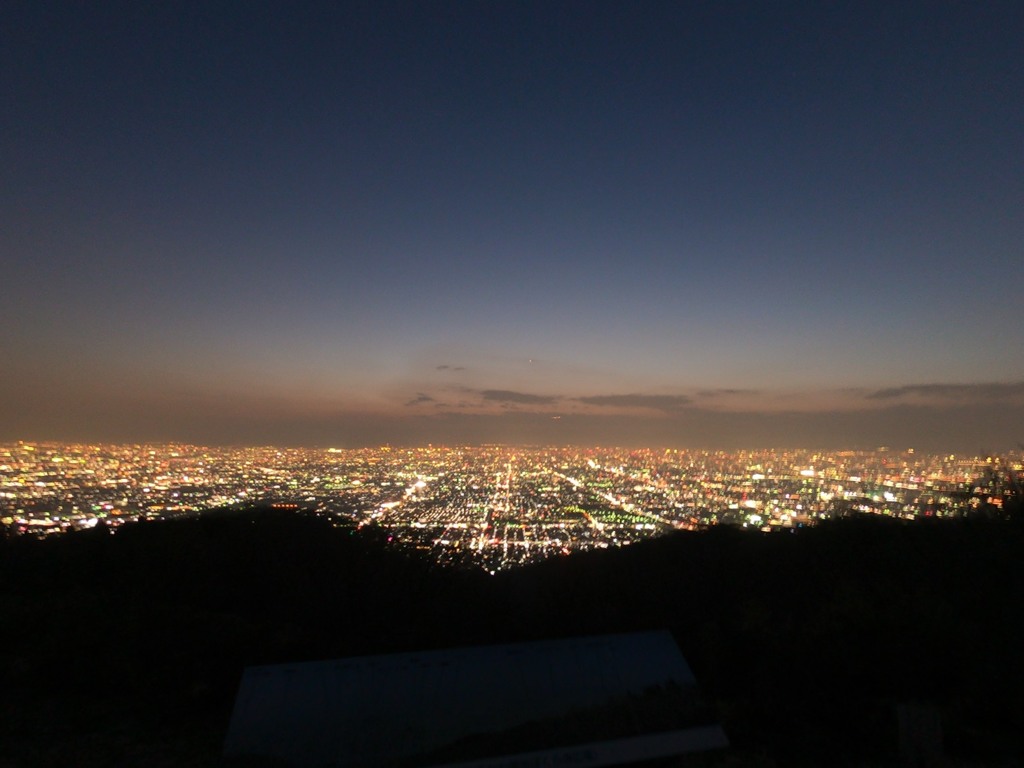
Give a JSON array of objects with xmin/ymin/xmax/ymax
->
[{"xmin": 2, "ymin": 507, "xmax": 1023, "ymax": 767}]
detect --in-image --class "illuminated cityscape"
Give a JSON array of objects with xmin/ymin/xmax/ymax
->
[
  {"xmin": 3, "ymin": 4, "xmax": 1023, "ymax": 764},
  {"xmin": 3, "ymin": 442, "xmax": 1018, "ymax": 571}
]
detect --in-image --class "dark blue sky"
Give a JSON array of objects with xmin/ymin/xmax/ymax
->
[{"xmin": 4, "ymin": 1, "xmax": 1023, "ymax": 450}]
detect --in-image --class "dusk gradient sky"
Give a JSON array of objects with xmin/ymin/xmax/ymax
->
[{"xmin": 4, "ymin": 1, "xmax": 1023, "ymax": 450}]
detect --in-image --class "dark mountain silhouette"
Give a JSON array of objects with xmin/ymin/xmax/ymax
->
[{"xmin": 2, "ymin": 504, "xmax": 1023, "ymax": 766}]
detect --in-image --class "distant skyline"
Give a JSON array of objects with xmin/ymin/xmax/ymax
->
[{"xmin": 4, "ymin": 1, "xmax": 1023, "ymax": 451}]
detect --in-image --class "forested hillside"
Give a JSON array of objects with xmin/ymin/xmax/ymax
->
[{"xmin": 2, "ymin": 508, "xmax": 1022, "ymax": 766}]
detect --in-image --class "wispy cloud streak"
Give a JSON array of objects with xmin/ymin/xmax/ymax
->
[
  {"xmin": 866, "ymin": 382, "xmax": 1024, "ymax": 402},
  {"xmin": 479, "ymin": 389, "xmax": 559, "ymax": 405}
]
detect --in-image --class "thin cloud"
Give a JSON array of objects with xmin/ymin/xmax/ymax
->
[
  {"xmin": 479, "ymin": 389, "xmax": 558, "ymax": 405},
  {"xmin": 577, "ymin": 394, "xmax": 692, "ymax": 412},
  {"xmin": 695, "ymin": 388, "xmax": 759, "ymax": 399},
  {"xmin": 405, "ymin": 393, "xmax": 435, "ymax": 407},
  {"xmin": 866, "ymin": 382, "xmax": 1024, "ymax": 402},
  {"xmin": 436, "ymin": 365, "xmax": 465, "ymax": 371}
]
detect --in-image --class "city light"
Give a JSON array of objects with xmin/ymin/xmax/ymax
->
[{"xmin": 1, "ymin": 442, "xmax": 1019, "ymax": 571}]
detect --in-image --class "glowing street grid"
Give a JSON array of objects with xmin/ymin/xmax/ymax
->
[{"xmin": 2, "ymin": 443, "xmax": 1019, "ymax": 571}]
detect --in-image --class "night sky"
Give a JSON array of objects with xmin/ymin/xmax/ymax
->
[{"xmin": 4, "ymin": 1, "xmax": 1023, "ymax": 451}]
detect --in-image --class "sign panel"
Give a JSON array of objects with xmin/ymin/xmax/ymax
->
[{"xmin": 224, "ymin": 631, "xmax": 727, "ymax": 767}]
